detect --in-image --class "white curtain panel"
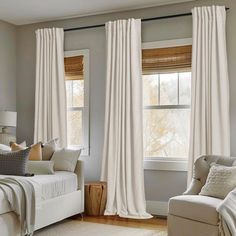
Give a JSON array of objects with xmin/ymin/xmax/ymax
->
[
  {"xmin": 34, "ymin": 28, "xmax": 67, "ymax": 148},
  {"xmin": 188, "ymin": 6, "xmax": 230, "ymax": 183},
  {"xmin": 101, "ymin": 19, "xmax": 151, "ymax": 219}
]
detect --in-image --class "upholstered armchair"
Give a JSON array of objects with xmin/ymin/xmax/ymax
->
[{"xmin": 168, "ymin": 155, "xmax": 236, "ymax": 236}]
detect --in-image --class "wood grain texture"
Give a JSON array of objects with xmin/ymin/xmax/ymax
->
[
  {"xmin": 85, "ymin": 181, "xmax": 107, "ymax": 216},
  {"xmin": 77, "ymin": 215, "xmax": 167, "ymax": 231}
]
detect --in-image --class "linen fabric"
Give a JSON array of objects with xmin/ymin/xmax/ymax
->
[
  {"xmin": 27, "ymin": 161, "xmax": 54, "ymax": 175},
  {"xmin": 200, "ymin": 165, "xmax": 236, "ymax": 199},
  {"xmin": 51, "ymin": 148, "xmax": 81, "ymax": 172},
  {"xmin": 42, "ymin": 138, "xmax": 58, "ymax": 160},
  {"xmin": 34, "ymin": 28, "xmax": 67, "ymax": 148},
  {"xmin": 188, "ymin": 6, "xmax": 230, "ymax": 183},
  {"xmin": 101, "ymin": 18, "xmax": 151, "ymax": 219},
  {"xmin": 169, "ymin": 195, "xmax": 222, "ymax": 225},
  {"xmin": 0, "ymin": 148, "xmax": 31, "ymax": 176},
  {"xmin": 217, "ymin": 188, "xmax": 236, "ymax": 236},
  {"xmin": 0, "ymin": 177, "xmax": 36, "ymax": 236},
  {"xmin": 11, "ymin": 142, "xmax": 42, "ymax": 161}
]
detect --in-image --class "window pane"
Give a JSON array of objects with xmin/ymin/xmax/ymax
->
[
  {"xmin": 160, "ymin": 73, "xmax": 178, "ymax": 105},
  {"xmin": 67, "ymin": 110, "xmax": 83, "ymax": 146},
  {"xmin": 72, "ymin": 80, "xmax": 84, "ymax": 107},
  {"xmin": 143, "ymin": 74, "xmax": 159, "ymax": 106},
  {"xmin": 66, "ymin": 81, "xmax": 73, "ymax": 107},
  {"xmin": 179, "ymin": 72, "xmax": 191, "ymax": 105},
  {"xmin": 143, "ymin": 109, "xmax": 190, "ymax": 158}
]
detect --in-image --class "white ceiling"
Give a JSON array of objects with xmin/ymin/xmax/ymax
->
[{"xmin": 0, "ymin": 0, "xmax": 196, "ymax": 25}]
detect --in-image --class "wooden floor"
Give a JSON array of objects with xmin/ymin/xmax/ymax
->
[{"xmin": 76, "ymin": 215, "xmax": 167, "ymax": 231}]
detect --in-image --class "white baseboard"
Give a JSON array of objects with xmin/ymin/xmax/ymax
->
[{"xmin": 146, "ymin": 200, "xmax": 168, "ymax": 216}]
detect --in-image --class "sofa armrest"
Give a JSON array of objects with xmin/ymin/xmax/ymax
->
[{"xmin": 74, "ymin": 160, "xmax": 84, "ymax": 191}]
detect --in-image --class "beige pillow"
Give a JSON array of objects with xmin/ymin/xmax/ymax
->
[
  {"xmin": 10, "ymin": 142, "xmax": 42, "ymax": 161},
  {"xmin": 42, "ymin": 138, "xmax": 58, "ymax": 160},
  {"xmin": 51, "ymin": 148, "xmax": 81, "ymax": 172},
  {"xmin": 9, "ymin": 141, "xmax": 26, "ymax": 150},
  {"xmin": 27, "ymin": 161, "xmax": 54, "ymax": 175},
  {"xmin": 199, "ymin": 165, "xmax": 236, "ymax": 199}
]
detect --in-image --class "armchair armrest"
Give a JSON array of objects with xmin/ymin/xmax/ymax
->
[{"xmin": 183, "ymin": 178, "xmax": 202, "ymax": 195}]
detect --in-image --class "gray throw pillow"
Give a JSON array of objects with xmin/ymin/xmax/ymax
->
[
  {"xmin": 42, "ymin": 138, "xmax": 58, "ymax": 160},
  {"xmin": 0, "ymin": 148, "xmax": 31, "ymax": 176}
]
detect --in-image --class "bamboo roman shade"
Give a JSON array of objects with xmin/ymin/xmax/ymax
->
[
  {"xmin": 142, "ymin": 45, "xmax": 192, "ymax": 74},
  {"xmin": 64, "ymin": 55, "xmax": 84, "ymax": 80}
]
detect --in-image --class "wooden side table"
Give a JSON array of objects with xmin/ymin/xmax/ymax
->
[{"xmin": 85, "ymin": 181, "xmax": 107, "ymax": 216}]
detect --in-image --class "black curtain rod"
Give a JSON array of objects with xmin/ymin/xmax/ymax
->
[{"xmin": 64, "ymin": 7, "xmax": 229, "ymax": 32}]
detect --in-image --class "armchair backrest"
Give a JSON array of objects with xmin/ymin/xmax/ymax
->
[{"xmin": 184, "ymin": 155, "xmax": 236, "ymax": 195}]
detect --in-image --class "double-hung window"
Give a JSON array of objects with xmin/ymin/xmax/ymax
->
[
  {"xmin": 142, "ymin": 40, "xmax": 192, "ymax": 161},
  {"xmin": 64, "ymin": 50, "xmax": 89, "ymax": 155}
]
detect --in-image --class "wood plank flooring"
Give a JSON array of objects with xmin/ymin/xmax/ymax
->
[{"xmin": 76, "ymin": 215, "xmax": 167, "ymax": 231}]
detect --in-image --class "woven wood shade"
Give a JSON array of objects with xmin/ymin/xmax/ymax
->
[
  {"xmin": 64, "ymin": 55, "xmax": 84, "ymax": 80},
  {"xmin": 142, "ymin": 45, "xmax": 192, "ymax": 74}
]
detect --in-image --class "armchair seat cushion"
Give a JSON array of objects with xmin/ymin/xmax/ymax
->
[{"xmin": 169, "ymin": 195, "xmax": 222, "ymax": 225}]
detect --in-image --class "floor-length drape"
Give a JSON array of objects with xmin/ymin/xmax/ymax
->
[
  {"xmin": 34, "ymin": 28, "xmax": 67, "ymax": 148},
  {"xmin": 188, "ymin": 6, "xmax": 230, "ymax": 183},
  {"xmin": 101, "ymin": 19, "xmax": 151, "ymax": 219}
]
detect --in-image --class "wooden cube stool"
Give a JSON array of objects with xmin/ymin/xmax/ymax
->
[{"xmin": 85, "ymin": 181, "xmax": 107, "ymax": 216}]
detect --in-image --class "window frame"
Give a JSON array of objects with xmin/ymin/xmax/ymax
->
[
  {"xmin": 64, "ymin": 49, "xmax": 90, "ymax": 156},
  {"xmin": 142, "ymin": 38, "xmax": 192, "ymax": 171}
]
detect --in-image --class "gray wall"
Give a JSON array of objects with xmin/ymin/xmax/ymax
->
[
  {"xmin": 15, "ymin": 0, "xmax": 236, "ymax": 203},
  {"xmin": 0, "ymin": 20, "xmax": 16, "ymax": 111}
]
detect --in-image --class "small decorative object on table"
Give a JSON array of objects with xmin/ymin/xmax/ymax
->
[{"xmin": 85, "ymin": 181, "xmax": 107, "ymax": 216}]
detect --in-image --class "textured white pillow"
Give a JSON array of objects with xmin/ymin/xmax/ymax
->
[
  {"xmin": 51, "ymin": 148, "xmax": 81, "ymax": 172},
  {"xmin": 27, "ymin": 161, "xmax": 54, "ymax": 175},
  {"xmin": 42, "ymin": 138, "xmax": 59, "ymax": 160},
  {"xmin": 200, "ymin": 165, "xmax": 236, "ymax": 199},
  {"xmin": 0, "ymin": 144, "xmax": 11, "ymax": 153}
]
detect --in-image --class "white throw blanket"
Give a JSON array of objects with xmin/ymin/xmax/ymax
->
[
  {"xmin": 0, "ymin": 177, "xmax": 36, "ymax": 236},
  {"xmin": 217, "ymin": 188, "xmax": 236, "ymax": 236}
]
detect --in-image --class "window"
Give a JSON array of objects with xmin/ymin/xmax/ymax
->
[
  {"xmin": 64, "ymin": 50, "xmax": 89, "ymax": 155},
  {"xmin": 142, "ymin": 41, "xmax": 192, "ymax": 160}
]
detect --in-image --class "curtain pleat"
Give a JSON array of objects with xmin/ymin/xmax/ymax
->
[
  {"xmin": 34, "ymin": 28, "xmax": 67, "ymax": 148},
  {"xmin": 101, "ymin": 19, "xmax": 152, "ymax": 219},
  {"xmin": 188, "ymin": 6, "xmax": 230, "ymax": 183}
]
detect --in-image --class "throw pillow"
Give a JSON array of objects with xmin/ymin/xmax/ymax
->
[
  {"xmin": 199, "ymin": 165, "xmax": 236, "ymax": 199},
  {"xmin": 51, "ymin": 148, "xmax": 81, "ymax": 172},
  {"xmin": 9, "ymin": 141, "xmax": 27, "ymax": 148},
  {"xmin": 0, "ymin": 148, "xmax": 31, "ymax": 176},
  {"xmin": 0, "ymin": 144, "xmax": 11, "ymax": 154},
  {"xmin": 10, "ymin": 142, "xmax": 42, "ymax": 161},
  {"xmin": 42, "ymin": 138, "xmax": 59, "ymax": 160},
  {"xmin": 27, "ymin": 161, "xmax": 54, "ymax": 175}
]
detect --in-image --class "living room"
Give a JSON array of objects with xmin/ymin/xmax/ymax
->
[{"xmin": 0, "ymin": 0, "xmax": 236, "ymax": 235}]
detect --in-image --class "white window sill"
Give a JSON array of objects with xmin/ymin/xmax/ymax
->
[{"xmin": 144, "ymin": 159, "xmax": 188, "ymax": 172}]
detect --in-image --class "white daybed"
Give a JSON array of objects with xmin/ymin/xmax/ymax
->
[{"xmin": 0, "ymin": 160, "xmax": 84, "ymax": 236}]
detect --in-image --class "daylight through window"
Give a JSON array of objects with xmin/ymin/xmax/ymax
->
[
  {"xmin": 64, "ymin": 52, "xmax": 89, "ymax": 154},
  {"xmin": 142, "ymin": 44, "xmax": 191, "ymax": 159}
]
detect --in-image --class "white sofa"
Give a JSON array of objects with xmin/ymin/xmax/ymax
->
[
  {"xmin": 0, "ymin": 160, "xmax": 84, "ymax": 236},
  {"xmin": 168, "ymin": 155, "xmax": 236, "ymax": 236}
]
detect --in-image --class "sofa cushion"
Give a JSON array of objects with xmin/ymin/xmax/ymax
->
[{"xmin": 169, "ymin": 195, "xmax": 222, "ymax": 225}]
